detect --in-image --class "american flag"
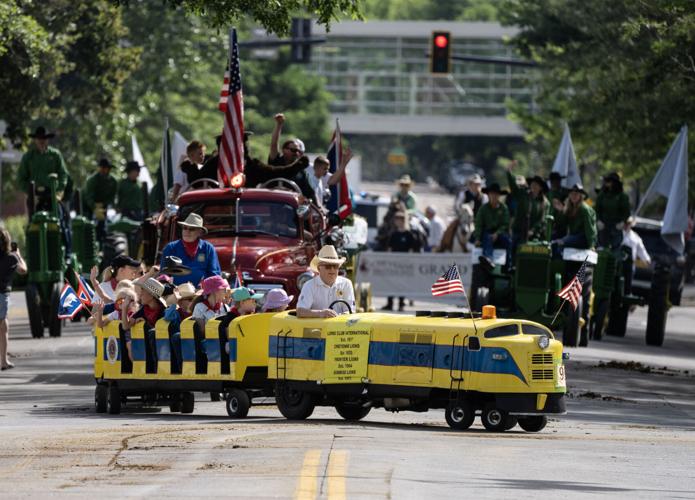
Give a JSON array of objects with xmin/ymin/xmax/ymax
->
[
  {"xmin": 218, "ymin": 28, "xmax": 245, "ymax": 186},
  {"xmin": 557, "ymin": 260, "xmax": 587, "ymax": 310},
  {"xmin": 431, "ymin": 264, "xmax": 466, "ymax": 297},
  {"xmin": 326, "ymin": 119, "xmax": 352, "ymax": 220}
]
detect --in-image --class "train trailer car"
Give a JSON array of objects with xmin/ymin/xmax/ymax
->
[
  {"xmin": 93, "ymin": 313, "xmax": 276, "ymax": 417},
  {"xmin": 268, "ymin": 305, "xmax": 567, "ymax": 432}
]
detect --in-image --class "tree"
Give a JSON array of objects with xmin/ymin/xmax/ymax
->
[
  {"xmin": 500, "ymin": 0, "xmax": 695, "ymax": 199},
  {"xmin": 117, "ymin": 0, "xmax": 364, "ymax": 34}
]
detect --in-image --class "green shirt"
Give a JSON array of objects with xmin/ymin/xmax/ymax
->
[
  {"xmin": 392, "ymin": 191, "xmax": 417, "ymax": 212},
  {"xmin": 83, "ymin": 172, "xmax": 118, "ymax": 211},
  {"xmin": 557, "ymin": 202, "xmax": 597, "ymax": 248},
  {"xmin": 595, "ymin": 190, "xmax": 630, "ymax": 226},
  {"xmin": 17, "ymin": 146, "xmax": 69, "ymax": 194},
  {"xmin": 505, "ymin": 170, "xmax": 550, "ymax": 241},
  {"xmin": 117, "ymin": 178, "xmax": 143, "ymax": 212},
  {"xmin": 473, "ymin": 202, "xmax": 510, "ymax": 241}
]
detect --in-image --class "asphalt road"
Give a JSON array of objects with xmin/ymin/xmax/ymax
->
[{"xmin": 1, "ymin": 292, "xmax": 695, "ymax": 498}]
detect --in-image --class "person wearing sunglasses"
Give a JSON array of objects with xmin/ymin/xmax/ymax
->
[
  {"xmin": 268, "ymin": 113, "xmax": 305, "ymax": 167},
  {"xmin": 297, "ymin": 245, "xmax": 355, "ymax": 318}
]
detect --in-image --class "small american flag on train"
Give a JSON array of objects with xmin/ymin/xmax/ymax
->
[
  {"xmin": 431, "ymin": 264, "xmax": 465, "ymax": 297},
  {"xmin": 218, "ymin": 28, "xmax": 245, "ymax": 186},
  {"xmin": 556, "ymin": 260, "xmax": 587, "ymax": 310}
]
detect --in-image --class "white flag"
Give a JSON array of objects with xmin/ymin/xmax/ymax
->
[
  {"xmin": 131, "ymin": 133, "xmax": 153, "ymax": 190},
  {"xmin": 551, "ymin": 123, "xmax": 582, "ymax": 189}
]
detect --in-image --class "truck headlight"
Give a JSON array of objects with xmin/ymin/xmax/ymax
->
[
  {"xmin": 537, "ymin": 336, "xmax": 550, "ymax": 350},
  {"xmin": 296, "ymin": 271, "xmax": 314, "ymax": 290}
]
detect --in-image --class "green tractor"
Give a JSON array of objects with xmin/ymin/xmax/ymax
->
[
  {"xmin": 469, "ymin": 217, "xmax": 595, "ymax": 347},
  {"xmin": 24, "ymin": 174, "xmax": 99, "ymax": 337}
]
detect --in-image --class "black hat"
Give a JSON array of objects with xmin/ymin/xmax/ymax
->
[
  {"xmin": 603, "ymin": 172, "xmax": 622, "ymax": 184},
  {"xmin": 98, "ymin": 158, "xmax": 113, "ymax": 169},
  {"xmin": 526, "ymin": 175, "xmax": 549, "ymax": 192},
  {"xmin": 161, "ymin": 255, "xmax": 192, "ymax": 277},
  {"xmin": 482, "ymin": 182, "xmax": 509, "ymax": 195},
  {"xmin": 111, "ymin": 254, "xmax": 141, "ymax": 270},
  {"xmin": 568, "ymin": 184, "xmax": 588, "ymax": 197},
  {"xmin": 28, "ymin": 126, "xmax": 55, "ymax": 139},
  {"xmin": 548, "ymin": 172, "xmax": 565, "ymax": 181},
  {"xmin": 124, "ymin": 160, "xmax": 141, "ymax": 172}
]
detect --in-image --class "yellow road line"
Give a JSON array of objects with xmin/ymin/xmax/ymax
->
[
  {"xmin": 295, "ymin": 449, "xmax": 321, "ymax": 500},
  {"xmin": 327, "ymin": 450, "xmax": 348, "ymax": 500}
]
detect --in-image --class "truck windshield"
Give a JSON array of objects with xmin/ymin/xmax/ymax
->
[{"xmin": 179, "ymin": 200, "xmax": 298, "ymax": 238}]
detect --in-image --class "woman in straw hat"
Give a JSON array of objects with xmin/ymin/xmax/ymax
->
[
  {"xmin": 297, "ymin": 245, "xmax": 355, "ymax": 318},
  {"xmin": 160, "ymin": 212, "xmax": 222, "ymax": 286},
  {"xmin": 393, "ymin": 174, "xmax": 418, "ymax": 212}
]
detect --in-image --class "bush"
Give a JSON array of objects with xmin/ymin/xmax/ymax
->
[{"xmin": 0, "ymin": 215, "xmax": 28, "ymax": 252}]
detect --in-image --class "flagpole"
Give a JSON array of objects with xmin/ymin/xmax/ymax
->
[
  {"xmin": 551, "ymin": 298, "xmax": 567, "ymax": 326},
  {"xmin": 454, "ymin": 263, "xmax": 479, "ymax": 333}
]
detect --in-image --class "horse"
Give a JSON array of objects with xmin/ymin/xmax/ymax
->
[{"xmin": 438, "ymin": 202, "xmax": 475, "ymax": 253}]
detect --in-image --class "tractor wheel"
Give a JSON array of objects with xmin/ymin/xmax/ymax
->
[
  {"xmin": 646, "ymin": 266, "xmax": 670, "ymax": 347},
  {"xmin": 445, "ymin": 401, "xmax": 476, "ymax": 430},
  {"xmin": 335, "ymin": 403, "xmax": 371, "ymax": 421},
  {"xmin": 25, "ymin": 284, "xmax": 44, "ymax": 338},
  {"xmin": 181, "ymin": 392, "xmax": 195, "ymax": 414},
  {"xmin": 275, "ymin": 382, "xmax": 315, "ymax": 420},
  {"xmin": 95, "ymin": 384, "xmax": 108, "ymax": 413},
  {"xmin": 590, "ymin": 298, "xmax": 609, "ymax": 341},
  {"xmin": 47, "ymin": 282, "xmax": 62, "ymax": 337},
  {"xmin": 481, "ymin": 406, "xmax": 513, "ymax": 432},
  {"xmin": 606, "ymin": 299, "xmax": 629, "ymax": 337},
  {"xmin": 225, "ymin": 389, "xmax": 251, "ymax": 419},
  {"xmin": 108, "ymin": 384, "xmax": 121, "ymax": 415},
  {"xmin": 562, "ymin": 297, "xmax": 583, "ymax": 348},
  {"xmin": 518, "ymin": 416, "xmax": 548, "ymax": 432}
]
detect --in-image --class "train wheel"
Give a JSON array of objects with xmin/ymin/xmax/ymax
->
[
  {"xmin": 226, "ymin": 389, "xmax": 250, "ymax": 419},
  {"xmin": 169, "ymin": 394, "xmax": 181, "ymax": 413},
  {"xmin": 445, "ymin": 401, "xmax": 475, "ymax": 430},
  {"xmin": 334, "ymin": 403, "xmax": 371, "ymax": 421},
  {"xmin": 504, "ymin": 416, "xmax": 518, "ymax": 430},
  {"xmin": 518, "ymin": 416, "xmax": 548, "ymax": 432},
  {"xmin": 210, "ymin": 392, "xmax": 221, "ymax": 402},
  {"xmin": 181, "ymin": 392, "xmax": 195, "ymax": 414},
  {"xmin": 480, "ymin": 406, "xmax": 511, "ymax": 432},
  {"xmin": 95, "ymin": 384, "xmax": 108, "ymax": 413},
  {"xmin": 275, "ymin": 382, "xmax": 315, "ymax": 420},
  {"xmin": 108, "ymin": 384, "xmax": 121, "ymax": 415}
]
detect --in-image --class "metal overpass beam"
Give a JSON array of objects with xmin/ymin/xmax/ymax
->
[{"xmin": 335, "ymin": 114, "xmax": 524, "ymax": 137}]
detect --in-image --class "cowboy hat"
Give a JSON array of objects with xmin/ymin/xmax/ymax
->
[
  {"xmin": 310, "ymin": 245, "xmax": 346, "ymax": 272},
  {"xmin": 124, "ymin": 160, "xmax": 141, "ymax": 172},
  {"xmin": 603, "ymin": 172, "xmax": 622, "ymax": 183},
  {"xmin": 176, "ymin": 282, "xmax": 198, "ymax": 299},
  {"xmin": 526, "ymin": 175, "xmax": 549, "ymax": 192},
  {"xmin": 397, "ymin": 174, "xmax": 413, "ymax": 186},
  {"xmin": 98, "ymin": 158, "xmax": 113, "ymax": 169},
  {"xmin": 161, "ymin": 255, "xmax": 192, "ymax": 276},
  {"xmin": 134, "ymin": 277, "xmax": 168, "ymax": 308},
  {"xmin": 177, "ymin": 213, "xmax": 207, "ymax": 234},
  {"xmin": 481, "ymin": 183, "xmax": 509, "ymax": 195},
  {"xmin": 28, "ymin": 126, "xmax": 55, "ymax": 139},
  {"xmin": 568, "ymin": 184, "xmax": 588, "ymax": 197},
  {"xmin": 548, "ymin": 172, "xmax": 566, "ymax": 181}
]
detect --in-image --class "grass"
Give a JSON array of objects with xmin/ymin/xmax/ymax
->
[{"xmin": 0, "ymin": 214, "xmax": 28, "ymax": 253}]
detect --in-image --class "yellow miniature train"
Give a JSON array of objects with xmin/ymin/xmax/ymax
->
[{"xmin": 93, "ymin": 305, "xmax": 567, "ymax": 432}]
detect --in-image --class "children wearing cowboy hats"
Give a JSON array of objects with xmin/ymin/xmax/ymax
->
[
  {"xmin": 122, "ymin": 277, "xmax": 167, "ymax": 372},
  {"xmin": 162, "ymin": 282, "xmax": 197, "ymax": 374},
  {"xmin": 160, "ymin": 212, "xmax": 222, "ymax": 286},
  {"xmin": 297, "ymin": 245, "xmax": 355, "ymax": 318}
]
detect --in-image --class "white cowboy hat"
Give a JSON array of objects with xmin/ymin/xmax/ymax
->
[
  {"xmin": 177, "ymin": 213, "xmax": 207, "ymax": 234},
  {"xmin": 310, "ymin": 245, "xmax": 346, "ymax": 272},
  {"xmin": 176, "ymin": 282, "xmax": 198, "ymax": 299},
  {"xmin": 397, "ymin": 174, "xmax": 413, "ymax": 186}
]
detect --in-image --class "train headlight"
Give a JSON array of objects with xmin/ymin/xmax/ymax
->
[
  {"xmin": 537, "ymin": 335, "xmax": 550, "ymax": 350},
  {"xmin": 296, "ymin": 271, "xmax": 314, "ymax": 290}
]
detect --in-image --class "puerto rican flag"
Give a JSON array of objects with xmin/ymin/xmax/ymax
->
[{"xmin": 326, "ymin": 118, "xmax": 352, "ymax": 220}]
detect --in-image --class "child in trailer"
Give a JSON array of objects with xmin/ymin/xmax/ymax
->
[
  {"xmin": 123, "ymin": 278, "xmax": 167, "ymax": 373},
  {"xmin": 261, "ymin": 288, "xmax": 293, "ymax": 313},
  {"xmin": 163, "ymin": 282, "xmax": 197, "ymax": 373},
  {"xmin": 93, "ymin": 287, "xmax": 139, "ymax": 361},
  {"xmin": 191, "ymin": 276, "xmax": 230, "ymax": 373}
]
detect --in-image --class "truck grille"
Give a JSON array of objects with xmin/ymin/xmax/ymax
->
[
  {"xmin": 531, "ymin": 353, "xmax": 553, "ymax": 365},
  {"xmin": 532, "ymin": 369, "xmax": 554, "ymax": 380}
]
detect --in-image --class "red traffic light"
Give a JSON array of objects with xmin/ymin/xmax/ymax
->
[{"xmin": 434, "ymin": 35, "xmax": 448, "ymax": 49}]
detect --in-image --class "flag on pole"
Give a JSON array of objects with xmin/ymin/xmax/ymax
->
[
  {"xmin": 431, "ymin": 264, "xmax": 466, "ymax": 297},
  {"xmin": 231, "ymin": 269, "xmax": 244, "ymax": 289},
  {"xmin": 218, "ymin": 28, "xmax": 245, "ymax": 186},
  {"xmin": 326, "ymin": 118, "xmax": 352, "ymax": 219},
  {"xmin": 556, "ymin": 260, "xmax": 588, "ymax": 310},
  {"xmin": 636, "ymin": 125, "xmax": 689, "ymax": 254},
  {"xmin": 551, "ymin": 123, "xmax": 582, "ymax": 189},
  {"xmin": 58, "ymin": 283, "xmax": 84, "ymax": 319},
  {"xmin": 131, "ymin": 133, "xmax": 153, "ymax": 190},
  {"xmin": 76, "ymin": 273, "xmax": 95, "ymax": 308}
]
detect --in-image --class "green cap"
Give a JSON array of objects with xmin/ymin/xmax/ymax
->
[{"xmin": 232, "ymin": 287, "xmax": 263, "ymax": 302}]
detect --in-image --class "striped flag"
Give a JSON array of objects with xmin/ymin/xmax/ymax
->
[
  {"xmin": 218, "ymin": 70, "xmax": 230, "ymax": 112},
  {"xmin": 431, "ymin": 264, "xmax": 465, "ymax": 297},
  {"xmin": 218, "ymin": 28, "xmax": 245, "ymax": 186},
  {"xmin": 326, "ymin": 119, "xmax": 352, "ymax": 219},
  {"xmin": 557, "ymin": 260, "xmax": 587, "ymax": 310}
]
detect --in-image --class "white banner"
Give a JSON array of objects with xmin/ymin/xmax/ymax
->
[{"xmin": 356, "ymin": 251, "xmax": 475, "ymax": 302}]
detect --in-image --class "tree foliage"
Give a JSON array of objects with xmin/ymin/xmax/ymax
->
[
  {"xmin": 362, "ymin": 0, "xmax": 498, "ymax": 22},
  {"xmin": 500, "ymin": 0, "xmax": 695, "ymax": 195}
]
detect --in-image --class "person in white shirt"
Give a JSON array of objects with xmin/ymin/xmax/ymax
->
[
  {"xmin": 297, "ymin": 245, "xmax": 355, "ymax": 318},
  {"xmin": 622, "ymin": 216, "xmax": 651, "ymax": 268},
  {"xmin": 306, "ymin": 150, "xmax": 353, "ymax": 207},
  {"xmin": 425, "ymin": 205, "xmax": 445, "ymax": 252}
]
